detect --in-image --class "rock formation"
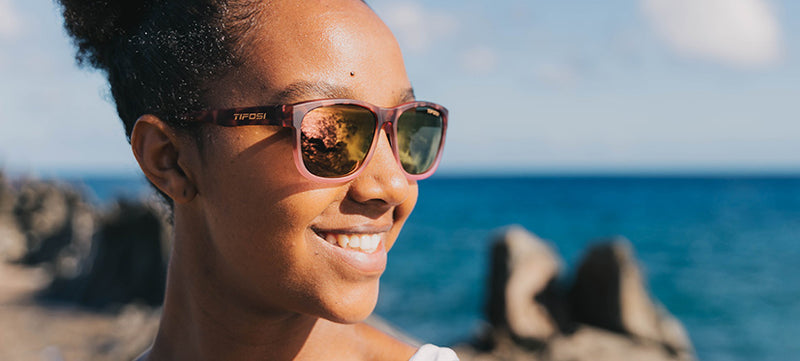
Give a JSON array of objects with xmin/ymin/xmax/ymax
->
[
  {"xmin": 0, "ymin": 172, "xmax": 26, "ymax": 261},
  {"xmin": 0, "ymin": 173, "xmax": 171, "ymax": 310},
  {"xmin": 570, "ymin": 240, "xmax": 694, "ymax": 359},
  {"xmin": 10, "ymin": 178, "xmax": 95, "ymax": 274},
  {"xmin": 41, "ymin": 199, "xmax": 171, "ymax": 308},
  {"xmin": 455, "ymin": 227, "xmax": 695, "ymax": 361},
  {"xmin": 485, "ymin": 226, "xmax": 565, "ymax": 345}
]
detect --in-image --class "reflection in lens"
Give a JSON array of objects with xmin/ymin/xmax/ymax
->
[
  {"xmin": 397, "ymin": 107, "xmax": 443, "ymax": 174},
  {"xmin": 300, "ymin": 105, "xmax": 376, "ymax": 178}
]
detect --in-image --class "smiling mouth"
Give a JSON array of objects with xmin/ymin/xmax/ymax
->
[{"xmin": 314, "ymin": 231, "xmax": 383, "ymax": 254}]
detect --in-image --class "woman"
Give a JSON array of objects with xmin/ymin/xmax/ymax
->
[{"xmin": 58, "ymin": 0, "xmax": 455, "ymax": 360}]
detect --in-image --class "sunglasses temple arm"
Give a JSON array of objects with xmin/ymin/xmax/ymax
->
[{"xmin": 190, "ymin": 105, "xmax": 292, "ymax": 127}]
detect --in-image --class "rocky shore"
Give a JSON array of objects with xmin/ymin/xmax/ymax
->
[
  {"xmin": 0, "ymin": 172, "xmax": 695, "ymax": 360},
  {"xmin": 0, "ymin": 173, "xmax": 168, "ymax": 360},
  {"xmin": 452, "ymin": 226, "xmax": 694, "ymax": 361}
]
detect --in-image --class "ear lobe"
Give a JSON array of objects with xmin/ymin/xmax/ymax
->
[{"xmin": 131, "ymin": 114, "xmax": 198, "ymax": 204}]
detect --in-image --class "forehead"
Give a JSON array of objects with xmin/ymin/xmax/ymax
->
[{"xmin": 208, "ymin": 0, "xmax": 412, "ymax": 108}]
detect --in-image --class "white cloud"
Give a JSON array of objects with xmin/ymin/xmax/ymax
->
[
  {"xmin": 461, "ymin": 46, "xmax": 498, "ymax": 74},
  {"xmin": 0, "ymin": 0, "xmax": 22, "ymax": 39},
  {"xmin": 642, "ymin": 0, "xmax": 783, "ymax": 68},
  {"xmin": 377, "ymin": 2, "xmax": 458, "ymax": 53}
]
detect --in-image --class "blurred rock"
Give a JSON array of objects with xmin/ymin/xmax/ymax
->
[
  {"xmin": 0, "ymin": 171, "xmax": 168, "ymax": 360},
  {"xmin": 545, "ymin": 325, "xmax": 687, "ymax": 361},
  {"xmin": 0, "ymin": 172, "xmax": 26, "ymax": 261},
  {"xmin": 486, "ymin": 226, "xmax": 563, "ymax": 345},
  {"xmin": 455, "ymin": 330, "xmax": 543, "ymax": 361},
  {"xmin": 569, "ymin": 239, "xmax": 693, "ymax": 358},
  {"xmin": 0, "ymin": 215, "xmax": 26, "ymax": 262},
  {"xmin": 41, "ymin": 199, "xmax": 171, "ymax": 309},
  {"xmin": 456, "ymin": 228, "xmax": 695, "ymax": 361},
  {"xmin": 2, "ymin": 173, "xmax": 170, "ymax": 309},
  {"xmin": 12, "ymin": 179, "xmax": 94, "ymax": 268},
  {"xmin": 0, "ymin": 171, "xmax": 15, "ymax": 215}
]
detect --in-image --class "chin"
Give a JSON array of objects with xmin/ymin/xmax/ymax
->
[{"xmin": 320, "ymin": 280, "xmax": 381, "ymax": 324}]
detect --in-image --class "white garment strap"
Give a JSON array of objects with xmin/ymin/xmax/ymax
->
[{"xmin": 408, "ymin": 344, "xmax": 460, "ymax": 361}]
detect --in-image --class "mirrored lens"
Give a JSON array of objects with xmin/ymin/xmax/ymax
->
[
  {"xmin": 397, "ymin": 106, "xmax": 444, "ymax": 175},
  {"xmin": 300, "ymin": 105, "xmax": 377, "ymax": 178}
]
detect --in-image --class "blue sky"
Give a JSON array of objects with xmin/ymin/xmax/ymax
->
[{"xmin": 1, "ymin": 0, "xmax": 798, "ymax": 176}]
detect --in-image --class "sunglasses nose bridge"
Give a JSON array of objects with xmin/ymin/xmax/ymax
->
[
  {"xmin": 375, "ymin": 107, "xmax": 398, "ymax": 126},
  {"xmin": 374, "ymin": 107, "xmax": 397, "ymax": 142},
  {"xmin": 380, "ymin": 114, "xmax": 400, "ymax": 153}
]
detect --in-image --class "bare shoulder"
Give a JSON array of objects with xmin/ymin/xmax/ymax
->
[{"xmin": 354, "ymin": 322, "xmax": 418, "ymax": 361}]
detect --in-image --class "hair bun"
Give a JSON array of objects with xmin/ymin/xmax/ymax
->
[{"xmin": 57, "ymin": 0, "xmax": 161, "ymax": 68}]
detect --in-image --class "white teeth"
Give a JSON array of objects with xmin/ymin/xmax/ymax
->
[
  {"xmin": 322, "ymin": 233, "xmax": 381, "ymax": 253},
  {"xmin": 362, "ymin": 235, "xmax": 378, "ymax": 252},
  {"xmin": 349, "ymin": 235, "xmax": 361, "ymax": 248},
  {"xmin": 326, "ymin": 234, "xmax": 337, "ymax": 245},
  {"xmin": 338, "ymin": 234, "xmax": 350, "ymax": 248}
]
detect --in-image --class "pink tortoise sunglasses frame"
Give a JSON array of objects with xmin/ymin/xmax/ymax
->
[{"xmin": 188, "ymin": 98, "xmax": 448, "ymax": 183}]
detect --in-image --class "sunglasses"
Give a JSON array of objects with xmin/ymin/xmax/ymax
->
[{"xmin": 189, "ymin": 99, "xmax": 448, "ymax": 183}]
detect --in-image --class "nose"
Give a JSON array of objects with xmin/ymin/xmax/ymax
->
[{"xmin": 347, "ymin": 127, "xmax": 411, "ymax": 207}]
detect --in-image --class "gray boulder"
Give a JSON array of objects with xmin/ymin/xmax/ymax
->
[
  {"xmin": 455, "ymin": 228, "xmax": 695, "ymax": 361},
  {"xmin": 569, "ymin": 239, "xmax": 693, "ymax": 359},
  {"xmin": 41, "ymin": 199, "xmax": 171, "ymax": 309},
  {"xmin": 485, "ymin": 226, "xmax": 565, "ymax": 346},
  {"xmin": 545, "ymin": 325, "xmax": 690, "ymax": 361},
  {"xmin": 0, "ymin": 172, "xmax": 25, "ymax": 261},
  {"xmin": 0, "ymin": 171, "xmax": 15, "ymax": 215},
  {"xmin": 0, "ymin": 215, "xmax": 26, "ymax": 263},
  {"xmin": 12, "ymin": 179, "xmax": 94, "ymax": 268}
]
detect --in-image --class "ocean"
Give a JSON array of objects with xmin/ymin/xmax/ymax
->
[{"xmin": 76, "ymin": 175, "xmax": 800, "ymax": 361}]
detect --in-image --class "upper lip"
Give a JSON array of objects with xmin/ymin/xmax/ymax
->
[{"xmin": 311, "ymin": 224, "xmax": 393, "ymax": 235}]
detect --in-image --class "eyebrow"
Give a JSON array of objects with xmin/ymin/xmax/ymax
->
[
  {"xmin": 272, "ymin": 81, "xmax": 353, "ymax": 103},
  {"xmin": 271, "ymin": 80, "xmax": 416, "ymax": 105},
  {"xmin": 397, "ymin": 87, "xmax": 416, "ymax": 103}
]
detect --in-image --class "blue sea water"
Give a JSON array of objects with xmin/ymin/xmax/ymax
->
[{"xmin": 76, "ymin": 175, "xmax": 800, "ymax": 361}]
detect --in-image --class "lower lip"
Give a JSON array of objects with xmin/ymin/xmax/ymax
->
[{"xmin": 313, "ymin": 233, "xmax": 388, "ymax": 275}]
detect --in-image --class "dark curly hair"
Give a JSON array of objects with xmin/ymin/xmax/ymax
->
[
  {"xmin": 57, "ymin": 0, "xmax": 264, "ymax": 140},
  {"xmin": 57, "ymin": 0, "xmax": 269, "ymax": 207}
]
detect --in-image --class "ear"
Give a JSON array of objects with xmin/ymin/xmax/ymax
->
[{"xmin": 131, "ymin": 114, "xmax": 198, "ymax": 204}]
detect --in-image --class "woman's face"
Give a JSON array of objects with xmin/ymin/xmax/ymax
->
[{"xmin": 182, "ymin": 0, "xmax": 418, "ymax": 323}]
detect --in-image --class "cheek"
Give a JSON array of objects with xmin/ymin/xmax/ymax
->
[
  {"xmin": 198, "ymin": 127, "xmax": 302, "ymax": 218},
  {"xmin": 201, "ymin": 138, "xmax": 337, "ymax": 263},
  {"xmin": 193, "ymin": 129, "xmax": 338, "ymax": 284},
  {"xmin": 200, "ymin": 175, "xmax": 350, "ymax": 313}
]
